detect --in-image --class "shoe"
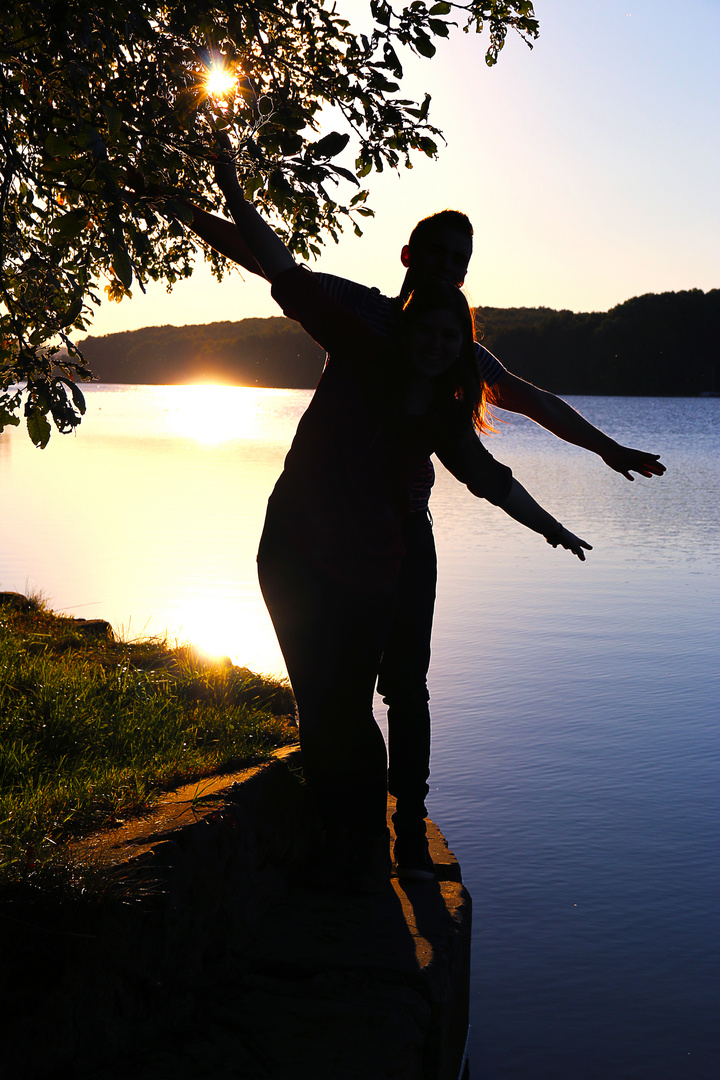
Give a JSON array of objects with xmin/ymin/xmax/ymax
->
[{"xmin": 394, "ymin": 835, "xmax": 436, "ymax": 882}]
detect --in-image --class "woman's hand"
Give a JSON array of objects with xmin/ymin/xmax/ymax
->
[
  {"xmin": 545, "ymin": 524, "xmax": 592, "ymax": 561},
  {"xmin": 499, "ymin": 480, "xmax": 592, "ymax": 562}
]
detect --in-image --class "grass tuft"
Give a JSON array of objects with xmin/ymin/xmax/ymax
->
[{"xmin": 0, "ymin": 596, "xmax": 296, "ymax": 898}]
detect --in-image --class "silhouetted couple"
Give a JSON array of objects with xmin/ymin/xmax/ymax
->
[{"xmin": 189, "ymin": 153, "xmax": 664, "ymax": 892}]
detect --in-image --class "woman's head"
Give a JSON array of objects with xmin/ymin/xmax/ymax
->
[{"xmin": 400, "ymin": 281, "xmax": 488, "ymax": 430}]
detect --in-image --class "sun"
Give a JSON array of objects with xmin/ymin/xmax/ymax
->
[{"xmin": 205, "ymin": 65, "xmax": 236, "ymax": 99}]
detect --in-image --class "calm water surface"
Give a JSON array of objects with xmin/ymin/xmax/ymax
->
[{"xmin": 1, "ymin": 389, "xmax": 718, "ymax": 1079}]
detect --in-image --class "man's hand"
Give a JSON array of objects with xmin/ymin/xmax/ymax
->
[
  {"xmin": 213, "ymin": 131, "xmax": 243, "ymax": 202},
  {"xmin": 209, "ymin": 132, "xmax": 295, "ymax": 282},
  {"xmin": 492, "ymin": 374, "xmax": 667, "ymax": 482},
  {"xmin": 601, "ymin": 444, "xmax": 666, "ymax": 481},
  {"xmin": 118, "ymin": 166, "xmax": 168, "ymax": 203}
]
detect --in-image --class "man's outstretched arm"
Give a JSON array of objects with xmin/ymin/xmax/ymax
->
[
  {"xmin": 491, "ymin": 370, "xmax": 666, "ymax": 481},
  {"xmin": 184, "ymin": 203, "xmax": 268, "ymax": 280},
  {"xmin": 121, "ymin": 165, "xmax": 267, "ymax": 279}
]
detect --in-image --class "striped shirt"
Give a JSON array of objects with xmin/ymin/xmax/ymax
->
[{"xmin": 314, "ymin": 273, "xmax": 508, "ymax": 510}]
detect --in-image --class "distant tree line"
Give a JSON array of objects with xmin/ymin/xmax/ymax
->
[
  {"xmin": 79, "ymin": 317, "xmax": 326, "ymax": 389},
  {"xmin": 477, "ymin": 288, "xmax": 719, "ymax": 396},
  {"xmin": 80, "ymin": 288, "xmax": 719, "ymax": 395}
]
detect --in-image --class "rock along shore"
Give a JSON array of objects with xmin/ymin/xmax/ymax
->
[{"xmin": 3, "ymin": 747, "xmax": 471, "ymax": 1080}]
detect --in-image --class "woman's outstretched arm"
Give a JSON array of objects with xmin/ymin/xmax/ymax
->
[
  {"xmin": 436, "ymin": 426, "xmax": 592, "ymax": 561},
  {"xmin": 499, "ymin": 479, "xmax": 592, "ymax": 561},
  {"xmin": 119, "ymin": 163, "xmax": 268, "ymax": 278}
]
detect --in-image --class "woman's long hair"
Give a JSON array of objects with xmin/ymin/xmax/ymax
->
[{"xmin": 399, "ymin": 281, "xmax": 492, "ymax": 434}]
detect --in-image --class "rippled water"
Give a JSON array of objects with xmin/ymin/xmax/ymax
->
[
  {"xmin": 428, "ymin": 397, "xmax": 719, "ymax": 1080},
  {"xmin": 1, "ymin": 390, "xmax": 718, "ymax": 1078}
]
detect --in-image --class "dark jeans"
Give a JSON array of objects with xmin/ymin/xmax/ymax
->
[
  {"xmin": 378, "ymin": 509, "xmax": 437, "ymax": 839},
  {"xmin": 257, "ymin": 508, "xmax": 436, "ymax": 842},
  {"xmin": 258, "ymin": 520, "xmax": 398, "ymax": 838}
]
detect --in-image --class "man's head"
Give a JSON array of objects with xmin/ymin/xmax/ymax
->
[{"xmin": 401, "ymin": 210, "xmax": 474, "ymax": 290}]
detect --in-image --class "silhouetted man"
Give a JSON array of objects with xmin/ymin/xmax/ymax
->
[{"xmin": 184, "ymin": 191, "xmax": 665, "ymax": 879}]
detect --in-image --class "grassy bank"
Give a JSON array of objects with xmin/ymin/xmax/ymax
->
[{"xmin": 0, "ymin": 593, "xmax": 296, "ymax": 897}]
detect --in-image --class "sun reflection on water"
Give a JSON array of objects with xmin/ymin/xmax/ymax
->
[
  {"xmin": 166, "ymin": 592, "xmax": 285, "ymax": 677},
  {"xmin": 0, "ymin": 386, "xmax": 309, "ymax": 679},
  {"xmin": 163, "ymin": 383, "xmax": 262, "ymax": 444}
]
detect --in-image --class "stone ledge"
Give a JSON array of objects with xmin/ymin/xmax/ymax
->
[
  {"xmin": 1, "ymin": 746, "xmax": 470, "ymax": 1080},
  {"xmin": 70, "ymin": 744, "xmax": 307, "ymax": 868}
]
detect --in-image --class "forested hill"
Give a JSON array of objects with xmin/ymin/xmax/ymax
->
[
  {"xmin": 476, "ymin": 288, "xmax": 719, "ymax": 396},
  {"xmin": 78, "ymin": 316, "xmax": 326, "ymax": 390},
  {"xmin": 79, "ymin": 288, "xmax": 719, "ymax": 396}
]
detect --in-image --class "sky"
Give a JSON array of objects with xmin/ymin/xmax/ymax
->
[{"xmin": 87, "ymin": 0, "xmax": 720, "ymax": 338}]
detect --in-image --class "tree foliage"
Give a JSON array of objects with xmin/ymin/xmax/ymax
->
[{"xmin": 0, "ymin": 0, "xmax": 538, "ymax": 445}]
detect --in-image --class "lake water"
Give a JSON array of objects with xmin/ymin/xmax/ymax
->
[{"xmin": 1, "ymin": 388, "xmax": 718, "ymax": 1079}]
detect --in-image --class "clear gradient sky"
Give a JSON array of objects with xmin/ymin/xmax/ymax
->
[{"xmin": 87, "ymin": 0, "xmax": 720, "ymax": 338}]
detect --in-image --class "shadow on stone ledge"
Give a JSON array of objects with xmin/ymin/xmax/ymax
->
[{"xmin": 1, "ymin": 747, "xmax": 471, "ymax": 1080}]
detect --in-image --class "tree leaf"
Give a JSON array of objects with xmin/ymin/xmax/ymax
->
[
  {"xmin": 60, "ymin": 297, "xmax": 84, "ymax": 327},
  {"xmin": 26, "ymin": 407, "xmax": 52, "ymax": 449},
  {"xmin": 112, "ymin": 247, "xmax": 133, "ymax": 289},
  {"xmin": 311, "ymin": 132, "xmax": 351, "ymax": 159},
  {"xmin": 0, "ymin": 405, "xmax": 22, "ymax": 432},
  {"xmin": 54, "ymin": 377, "xmax": 87, "ymax": 415},
  {"xmin": 164, "ymin": 199, "xmax": 194, "ymax": 225},
  {"xmin": 53, "ymin": 211, "xmax": 89, "ymax": 239},
  {"xmin": 44, "ymin": 133, "xmax": 75, "ymax": 157},
  {"xmin": 328, "ymin": 164, "xmax": 360, "ymax": 185},
  {"xmin": 102, "ymin": 103, "xmax": 123, "ymax": 136},
  {"xmin": 414, "ymin": 34, "xmax": 437, "ymax": 58}
]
